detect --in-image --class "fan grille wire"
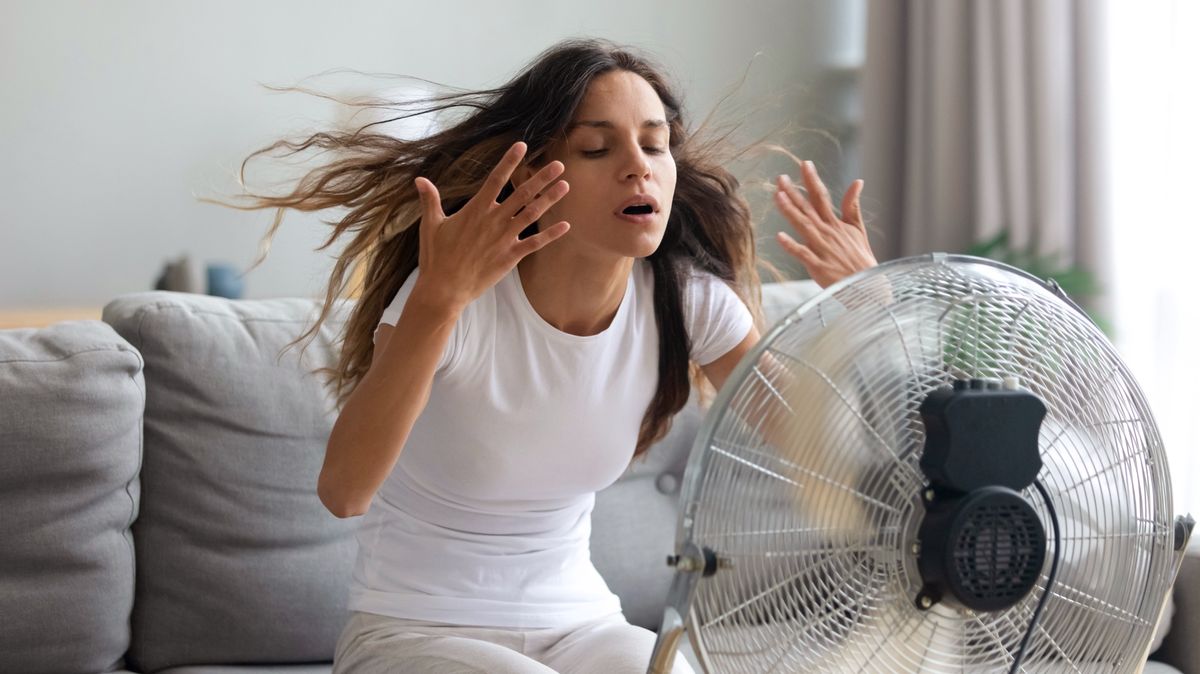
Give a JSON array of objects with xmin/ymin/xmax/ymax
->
[{"xmin": 681, "ymin": 258, "xmax": 1173, "ymax": 673}]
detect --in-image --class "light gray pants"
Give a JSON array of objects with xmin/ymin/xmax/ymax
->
[{"xmin": 333, "ymin": 610, "xmax": 695, "ymax": 674}]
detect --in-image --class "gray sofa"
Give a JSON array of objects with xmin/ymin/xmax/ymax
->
[{"xmin": 1, "ymin": 281, "xmax": 1195, "ymax": 673}]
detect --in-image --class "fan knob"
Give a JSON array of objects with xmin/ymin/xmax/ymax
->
[{"xmin": 666, "ymin": 547, "xmax": 725, "ymax": 576}]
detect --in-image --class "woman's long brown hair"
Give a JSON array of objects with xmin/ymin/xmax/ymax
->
[{"xmin": 226, "ymin": 38, "xmax": 764, "ymax": 458}]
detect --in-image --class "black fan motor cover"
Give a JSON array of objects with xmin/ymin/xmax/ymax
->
[
  {"xmin": 919, "ymin": 379, "xmax": 1046, "ymax": 492},
  {"xmin": 917, "ymin": 486, "xmax": 1048, "ymax": 612},
  {"xmin": 915, "ymin": 380, "xmax": 1049, "ymax": 612}
]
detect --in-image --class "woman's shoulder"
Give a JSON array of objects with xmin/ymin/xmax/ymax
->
[
  {"xmin": 683, "ymin": 264, "xmax": 739, "ymax": 301},
  {"xmin": 378, "ymin": 266, "xmax": 501, "ymax": 331}
]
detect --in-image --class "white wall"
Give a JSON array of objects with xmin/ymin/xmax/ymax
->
[{"xmin": 0, "ymin": 0, "xmax": 864, "ymax": 307}]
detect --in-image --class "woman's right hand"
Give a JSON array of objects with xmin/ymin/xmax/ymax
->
[
  {"xmin": 773, "ymin": 161, "xmax": 876, "ymax": 288},
  {"xmin": 412, "ymin": 141, "xmax": 571, "ymax": 311}
]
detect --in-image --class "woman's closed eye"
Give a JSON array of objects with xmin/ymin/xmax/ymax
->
[{"xmin": 581, "ymin": 147, "xmax": 666, "ymax": 158}]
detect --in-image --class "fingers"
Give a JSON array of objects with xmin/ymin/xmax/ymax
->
[
  {"xmin": 513, "ymin": 221, "xmax": 571, "ymax": 258},
  {"xmin": 841, "ymin": 179, "xmax": 865, "ymax": 232},
  {"xmin": 775, "ymin": 177, "xmax": 823, "ymax": 249},
  {"xmin": 502, "ymin": 160, "xmax": 566, "ymax": 219},
  {"xmin": 775, "ymin": 231, "xmax": 818, "ymax": 268},
  {"xmin": 414, "ymin": 177, "xmax": 444, "ymax": 231},
  {"xmin": 775, "ymin": 167, "xmax": 876, "ymax": 287},
  {"xmin": 800, "ymin": 160, "xmax": 838, "ymax": 224},
  {"xmin": 778, "ymin": 174, "xmax": 820, "ymax": 224},
  {"xmin": 510, "ymin": 179, "xmax": 569, "ymax": 231},
  {"xmin": 479, "ymin": 141, "xmax": 529, "ymax": 205},
  {"xmin": 780, "ymin": 168, "xmax": 866, "ymax": 232}
]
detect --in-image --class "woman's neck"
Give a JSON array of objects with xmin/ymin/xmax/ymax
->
[{"xmin": 517, "ymin": 248, "xmax": 635, "ymax": 337}]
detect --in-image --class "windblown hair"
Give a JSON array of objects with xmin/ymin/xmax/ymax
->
[{"xmin": 228, "ymin": 38, "xmax": 765, "ymax": 458}]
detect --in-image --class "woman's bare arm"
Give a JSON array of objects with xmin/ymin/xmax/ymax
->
[
  {"xmin": 317, "ymin": 295, "xmax": 458, "ymax": 518},
  {"xmin": 701, "ymin": 327, "xmax": 760, "ymax": 393},
  {"xmin": 316, "ymin": 142, "xmax": 571, "ymax": 518}
]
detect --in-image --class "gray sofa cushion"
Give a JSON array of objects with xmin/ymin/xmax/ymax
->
[
  {"xmin": 103, "ymin": 292, "xmax": 358, "ymax": 672},
  {"xmin": 0, "ymin": 321, "xmax": 143, "ymax": 674},
  {"xmin": 760, "ymin": 278, "xmax": 823, "ymax": 326},
  {"xmin": 154, "ymin": 662, "xmax": 336, "ymax": 666},
  {"xmin": 1154, "ymin": 549, "xmax": 1200, "ymax": 674}
]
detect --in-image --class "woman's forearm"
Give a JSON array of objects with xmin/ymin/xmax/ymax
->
[{"xmin": 317, "ymin": 287, "xmax": 462, "ymax": 518}]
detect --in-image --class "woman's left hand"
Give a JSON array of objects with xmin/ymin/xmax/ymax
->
[{"xmin": 773, "ymin": 160, "xmax": 877, "ymax": 287}]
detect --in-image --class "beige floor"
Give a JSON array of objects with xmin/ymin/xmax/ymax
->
[{"xmin": 0, "ymin": 307, "xmax": 102, "ymax": 329}]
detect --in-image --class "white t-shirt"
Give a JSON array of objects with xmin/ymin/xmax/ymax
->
[{"xmin": 346, "ymin": 259, "xmax": 753, "ymax": 628}]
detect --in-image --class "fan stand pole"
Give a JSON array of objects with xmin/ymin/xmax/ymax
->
[{"xmin": 648, "ymin": 565, "xmax": 702, "ymax": 674}]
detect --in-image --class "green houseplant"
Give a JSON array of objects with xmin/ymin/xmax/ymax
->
[{"xmin": 966, "ymin": 231, "xmax": 1110, "ymax": 335}]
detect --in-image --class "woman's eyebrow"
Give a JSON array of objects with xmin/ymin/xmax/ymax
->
[{"xmin": 567, "ymin": 119, "xmax": 668, "ymax": 132}]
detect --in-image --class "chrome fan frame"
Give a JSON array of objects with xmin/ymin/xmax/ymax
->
[{"xmin": 649, "ymin": 253, "xmax": 1192, "ymax": 674}]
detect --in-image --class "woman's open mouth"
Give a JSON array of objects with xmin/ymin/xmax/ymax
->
[{"xmin": 615, "ymin": 196, "xmax": 660, "ymax": 224}]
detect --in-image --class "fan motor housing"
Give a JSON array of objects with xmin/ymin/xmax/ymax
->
[
  {"xmin": 919, "ymin": 379, "xmax": 1046, "ymax": 493},
  {"xmin": 917, "ymin": 486, "xmax": 1047, "ymax": 612},
  {"xmin": 915, "ymin": 380, "xmax": 1049, "ymax": 612}
]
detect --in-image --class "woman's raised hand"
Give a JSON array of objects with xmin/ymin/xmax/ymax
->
[
  {"xmin": 773, "ymin": 160, "xmax": 877, "ymax": 288},
  {"xmin": 412, "ymin": 141, "xmax": 571, "ymax": 310}
]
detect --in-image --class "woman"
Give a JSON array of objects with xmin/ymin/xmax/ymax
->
[{"xmin": 236, "ymin": 38, "xmax": 875, "ymax": 674}]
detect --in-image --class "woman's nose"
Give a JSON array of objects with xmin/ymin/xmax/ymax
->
[{"xmin": 622, "ymin": 148, "xmax": 652, "ymax": 181}]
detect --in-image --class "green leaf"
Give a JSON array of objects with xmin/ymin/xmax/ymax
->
[{"xmin": 964, "ymin": 229, "xmax": 1109, "ymax": 336}]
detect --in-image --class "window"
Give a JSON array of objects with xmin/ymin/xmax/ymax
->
[{"xmin": 1107, "ymin": 0, "xmax": 1200, "ymax": 522}]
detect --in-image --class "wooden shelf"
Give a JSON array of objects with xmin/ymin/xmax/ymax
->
[{"xmin": 0, "ymin": 308, "xmax": 104, "ymax": 329}]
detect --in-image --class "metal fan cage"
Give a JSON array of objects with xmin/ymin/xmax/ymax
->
[{"xmin": 677, "ymin": 254, "xmax": 1175, "ymax": 673}]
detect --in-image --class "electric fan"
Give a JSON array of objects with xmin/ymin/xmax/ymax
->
[{"xmin": 648, "ymin": 254, "xmax": 1193, "ymax": 674}]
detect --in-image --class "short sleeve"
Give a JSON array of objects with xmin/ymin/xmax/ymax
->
[
  {"xmin": 374, "ymin": 269, "xmax": 460, "ymax": 373},
  {"xmin": 683, "ymin": 271, "xmax": 754, "ymax": 366}
]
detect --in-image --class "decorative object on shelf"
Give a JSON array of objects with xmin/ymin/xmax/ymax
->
[
  {"xmin": 205, "ymin": 263, "xmax": 245, "ymax": 299},
  {"xmin": 153, "ymin": 257, "xmax": 246, "ymax": 299},
  {"xmin": 153, "ymin": 255, "xmax": 201, "ymax": 293}
]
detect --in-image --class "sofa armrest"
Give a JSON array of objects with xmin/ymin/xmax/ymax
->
[
  {"xmin": 1152, "ymin": 549, "xmax": 1200, "ymax": 672},
  {"xmin": 761, "ymin": 279, "xmax": 822, "ymax": 326}
]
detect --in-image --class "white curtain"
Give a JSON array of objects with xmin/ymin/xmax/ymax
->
[
  {"xmin": 860, "ymin": 0, "xmax": 1112, "ymax": 315},
  {"xmin": 860, "ymin": 0, "xmax": 1198, "ymax": 524},
  {"xmin": 1107, "ymin": 0, "xmax": 1200, "ymax": 526}
]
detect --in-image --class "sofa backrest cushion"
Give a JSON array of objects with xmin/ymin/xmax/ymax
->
[
  {"xmin": 103, "ymin": 292, "xmax": 357, "ymax": 672},
  {"xmin": 0, "ymin": 321, "xmax": 144, "ymax": 674},
  {"xmin": 590, "ymin": 279, "xmax": 821, "ymax": 629}
]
